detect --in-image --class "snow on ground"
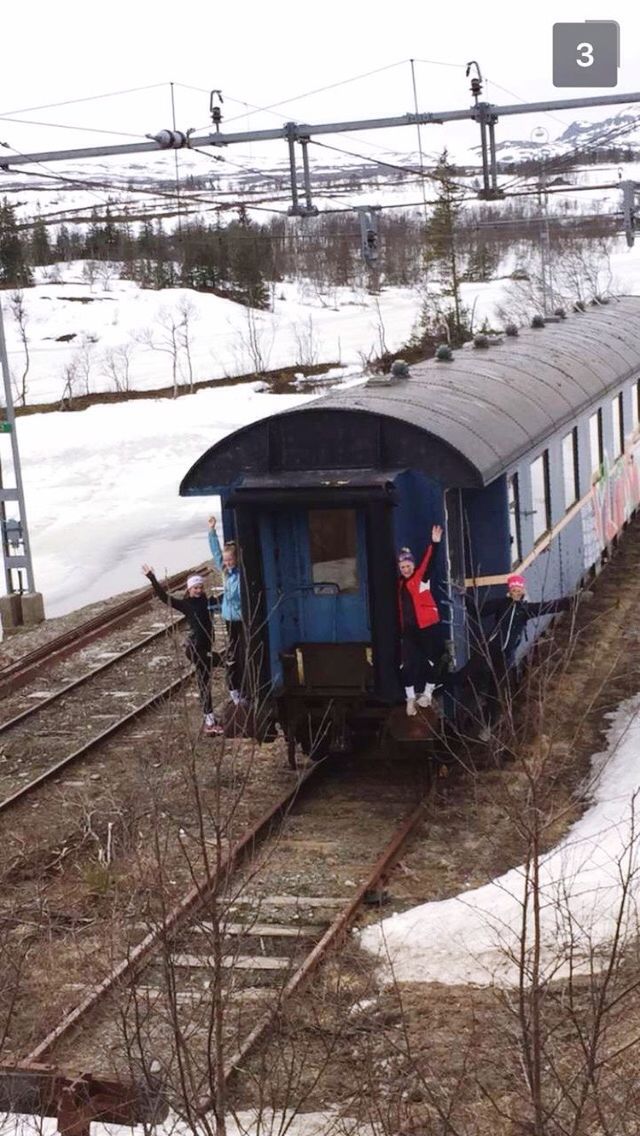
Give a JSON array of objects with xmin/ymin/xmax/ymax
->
[
  {"xmin": 0, "ymin": 1108, "xmax": 374, "ymax": 1136},
  {"xmin": 1, "ymin": 266, "xmax": 426, "ymax": 406},
  {"xmin": 12, "ymin": 380, "xmax": 329, "ymax": 619},
  {"xmin": 360, "ymin": 695, "xmax": 640, "ymax": 988}
]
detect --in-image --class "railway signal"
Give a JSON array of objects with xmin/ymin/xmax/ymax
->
[{"xmin": 357, "ymin": 208, "xmax": 380, "ymax": 265}]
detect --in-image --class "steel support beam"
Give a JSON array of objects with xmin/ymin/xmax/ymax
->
[{"xmin": 2, "ymin": 90, "xmax": 640, "ymax": 169}]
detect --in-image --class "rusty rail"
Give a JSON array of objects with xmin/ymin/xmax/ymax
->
[
  {"xmin": 205, "ymin": 799, "xmax": 426, "ymax": 1108},
  {"xmin": 26, "ymin": 763, "xmax": 321, "ymax": 1062},
  {"xmin": 0, "ymin": 672, "xmax": 190, "ymax": 814},
  {"xmin": 0, "ymin": 563, "xmax": 211, "ymax": 699}
]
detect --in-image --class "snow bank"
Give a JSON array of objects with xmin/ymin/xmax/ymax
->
[{"xmin": 360, "ymin": 696, "xmax": 640, "ymax": 987}]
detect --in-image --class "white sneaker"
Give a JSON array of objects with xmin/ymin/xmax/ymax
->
[
  {"xmin": 204, "ymin": 713, "xmax": 216, "ymax": 727},
  {"xmin": 229, "ymin": 690, "xmax": 241, "ymax": 705},
  {"xmin": 406, "ymin": 698, "xmax": 417, "ymax": 717},
  {"xmin": 416, "ymin": 691, "xmax": 432, "ymax": 708}
]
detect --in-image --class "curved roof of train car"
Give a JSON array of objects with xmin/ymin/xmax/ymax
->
[{"xmin": 181, "ymin": 296, "xmax": 640, "ymax": 493}]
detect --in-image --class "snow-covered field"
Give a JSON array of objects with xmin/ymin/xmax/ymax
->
[
  {"xmin": 16, "ymin": 381, "xmax": 324, "ymax": 618},
  {"xmin": 2, "ymin": 267, "xmax": 422, "ymax": 405}
]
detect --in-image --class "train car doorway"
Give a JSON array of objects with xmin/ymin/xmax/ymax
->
[{"xmin": 259, "ymin": 506, "xmax": 371, "ymax": 688}]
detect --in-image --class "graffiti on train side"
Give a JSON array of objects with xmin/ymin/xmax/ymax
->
[{"xmin": 581, "ymin": 442, "xmax": 640, "ymax": 568}]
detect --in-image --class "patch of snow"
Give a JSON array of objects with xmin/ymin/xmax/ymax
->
[
  {"xmin": 0, "ymin": 1108, "xmax": 375, "ymax": 1136},
  {"xmin": 360, "ymin": 695, "xmax": 640, "ymax": 987}
]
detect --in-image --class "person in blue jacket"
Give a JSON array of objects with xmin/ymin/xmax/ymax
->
[{"xmin": 208, "ymin": 515, "xmax": 246, "ymax": 704}]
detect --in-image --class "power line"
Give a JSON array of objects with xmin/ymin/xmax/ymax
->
[
  {"xmin": 309, "ymin": 138, "xmax": 475, "ymax": 197},
  {"xmin": 0, "ymin": 117, "xmax": 146, "ymax": 139},
  {"xmin": 179, "ymin": 60, "xmax": 412, "ymax": 130},
  {"xmin": 0, "ymin": 82, "xmax": 169, "ymax": 119}
]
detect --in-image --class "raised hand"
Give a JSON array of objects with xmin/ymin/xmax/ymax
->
[
  {"xmin": 432, "ymin": 524, "xmax": 443, "ymax": 543},
  {"xmin": 208, "ymin": 516, "xmax": 217, "ymax": 530},
  {"xmin": 142, "ymin": 563, "xmax": 154, "ymax": 576}
]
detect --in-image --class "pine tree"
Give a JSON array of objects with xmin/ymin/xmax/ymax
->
[
  {"xmin": 55, "ymin": 224, "xmax": 72, "ymax": 262},
  {"xmin": 424, "ymin": 151, "xmax": 468, "ymax": 344},
  {"xmin": 229, "ymin": 212, "xmax": 269, "ymax": 309},
  {"xmin": 30, "ymin": 213, "xmax": 51, "ymax": 266},
  {"xmin": 0, "ymin": 199, "xmax": 32, "ymax": 287}
]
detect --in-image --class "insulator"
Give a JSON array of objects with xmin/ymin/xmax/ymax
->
[{"xmin": 152, "ymin": 130, "xmax": 187, "ymax": 150}]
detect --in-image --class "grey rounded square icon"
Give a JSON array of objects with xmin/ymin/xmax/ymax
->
[{"xmin": 553, "ymin": 21, "xmax": 620, "ymax": 87}]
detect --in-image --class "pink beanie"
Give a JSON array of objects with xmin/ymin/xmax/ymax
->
[{"xmin": 507, "ymin": 573, "xmax": 526, "ymax": 590}]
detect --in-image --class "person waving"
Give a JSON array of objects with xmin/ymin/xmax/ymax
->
[{"xmin": 397, "ymin": 524, "xmax": 444, "ymax": 716}]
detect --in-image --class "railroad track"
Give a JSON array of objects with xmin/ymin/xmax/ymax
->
[
  {"xmin": 18, "ymin": 753, "xmax": 430, "ymax": 1114},
  {"xmin": 0, "ymin": 617, "xmax": 191, "ymax": 813},
  {"xmin": 0, "ymin": 564, "xmax": 209, "ymax": 700}
]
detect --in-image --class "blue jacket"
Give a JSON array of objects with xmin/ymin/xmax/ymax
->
[{"xmin": 209, "ymin": 529, "xmax": 242, "ymax": 622}]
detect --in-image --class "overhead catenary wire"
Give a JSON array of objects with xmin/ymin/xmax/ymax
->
[
  {"xmin": 0, "ymin": 82, "xmax": 170, "ymax": 120},
  {"xmin": 0, "ymin": 118, "xmax": 147, "ymax": 139},
  {"xmin": 177, "ymin": 60, "xmax": 413, "ymax": 130}
]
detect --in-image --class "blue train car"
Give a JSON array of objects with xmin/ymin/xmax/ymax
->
[{"xmin": 181, "ymin": 297, "xmax": 640, "ymax": 761}]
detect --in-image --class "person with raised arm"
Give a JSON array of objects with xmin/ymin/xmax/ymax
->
[
  {"xmin": 397, "ymin": 524, "xmax": 445, "ymax": 716},
  {"xmin": 141, "ymin": 564, "xmax": 223, "ymax": 735},
  {"xmin": 208, "ymin": 516, "xmax": 247, "ymax": 705}
]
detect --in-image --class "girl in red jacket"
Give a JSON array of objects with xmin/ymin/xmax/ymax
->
[{"xmin": 398, "ymin": 524, "xmax": 444, "ymax": 716}]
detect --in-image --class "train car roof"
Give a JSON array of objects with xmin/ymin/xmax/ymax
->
[
  {"xmin": 181, "ymin": 296, "xmax": 640, "ymax": 494},
  {"xmin": 319, "ymin": 296, "xmax": 640, "ymax": 480}
]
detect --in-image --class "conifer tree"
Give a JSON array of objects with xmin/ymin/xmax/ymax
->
[
  {"xmin": 0, "ymin": 198, "xmax": 32, "ymax": 287},
  {"xmin": 424, "ymin": 151, "xmax": 469, "ymax": 344},
  {"xmin": 30, "ymin": 213, "xmax": 51, "ymax": 266}
]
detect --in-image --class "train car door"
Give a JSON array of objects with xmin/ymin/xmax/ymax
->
[{"xmin": 259, "ymin": 505, "xmax": 371, "ymax": 687}]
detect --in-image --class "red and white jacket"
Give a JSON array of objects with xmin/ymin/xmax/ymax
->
[{"xmin": 398, "ymin": 543, "xmax": 440, "ymax": 630}]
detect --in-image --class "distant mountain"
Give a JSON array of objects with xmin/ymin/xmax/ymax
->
[{"xmin": 490, "ymin": 113, "xmax": 640, "ymax": 166}]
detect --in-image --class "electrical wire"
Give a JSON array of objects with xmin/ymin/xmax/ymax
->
[
  {"xmin": 0, "ymin": 117, "xmax": 147, "ymax": 139},
  {"xmin": 0, "ymin": 82, "xmax": 170, "ymax": 119},
  {"xmin": 499, "ymin": 107, "xmax": 640, "ymax": 195},
  {"xmin": 177, "ymin": 60, "xmax": 412, "ymax": 130},
  {"xmin": 309, "ymin": 138, "xmax": 475, "ymax": 198}
]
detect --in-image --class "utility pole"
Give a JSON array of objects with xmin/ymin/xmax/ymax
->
[{"xmin": 0, "ymin": 298, "xmax": 44, "ymax": 632}]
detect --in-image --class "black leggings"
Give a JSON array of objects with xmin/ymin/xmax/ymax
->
[
  {"xmin": 225, "ymin": 620, "xmax": 247, "ymax": 694},
  {"xmin": 186, "ymin": 642, "xmax": 214, "ymax": 716},
  {"xmin": 446, "ymin": 644, "xmax": 514, "ymax": 725},
  {"xmin": 400, "ymin": 623, "xmax": 445, "ymax": 692}
]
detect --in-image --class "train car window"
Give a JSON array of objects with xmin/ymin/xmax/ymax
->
[
  {"xmin": 308, "ymin": 509, "xmax": 359, "ymax": 593},
  {"xmin": 530, "ymin": 452, "xmax": 551, "ymax": 544},
  {"xmin": 562, "ymin": 428, "xmax": 579, "ymax": 510},
  {"xmin": 589, "ymin": 410, "xmax": 603, "ymax": 481},
  {"xmin": 507, "ymin": 474, "xmax": 522, "ymax": 567},
  {"xmin": 611, "ymin": 393, "xmax": 624, "ymax": 459}
]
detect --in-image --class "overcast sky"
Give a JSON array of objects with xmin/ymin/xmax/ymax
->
[{"xmin": 1, "ymin": 0, "xmax": 639, "ymax": 171}]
